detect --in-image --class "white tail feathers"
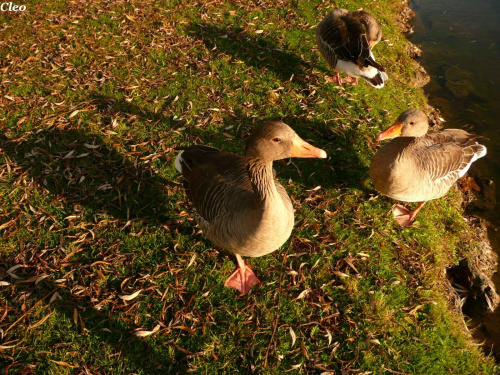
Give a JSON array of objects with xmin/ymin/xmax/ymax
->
[
  {"xmin": 458, "ymin": 144, "xmax": 487, "ymax": 177},
  {"xmin": 363, "ymin": 71, "xmax": 388, "ymax": 89},
  {"xmin": 475, "ymin": 144, "xmax": 487, "ymax": 159},
  {"xmin": 174, "ymin": 151, "xmax": 184, "ymax": 173}
]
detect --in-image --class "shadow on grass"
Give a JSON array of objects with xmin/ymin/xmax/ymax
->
[
  {"xmin": 0, "ymin": 103, "xmax": 195, "ymax": 372},
  {"xmin": 187, "ymin": 22, "xmax": 310, "ymax": 83},
  {"xmin": 1, "ymin": 128, "xmax": 168, "ymax": 223},
  {"xmin": 90, "ymin": 93, "xmax": 167, "ymax": 125},
  {"xmin": 271, "ymin": 117, "xmax": 370, "ymax": 191}
]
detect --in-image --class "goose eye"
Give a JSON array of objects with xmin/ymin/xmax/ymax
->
[
  {"xmin": 273, "ymin": 137, "xmax": 282, "ymax": 143},
  {"xmin": 410, "ymin": 121, "xmax": 415, "ymax": 125}
]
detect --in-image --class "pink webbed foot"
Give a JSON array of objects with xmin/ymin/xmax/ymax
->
[
  {"xmin": 392, "ymin": 202, "xmax": 426, "ymax": 229},
  {"xmin": 224, "ymin": 265, "xmax": 260, "ymax": 295},
  {"xmin": 341, "ymin": 76, "xmax": 358, "ymax": 85},
  {"xmin": 325, "ymin": 72, "xmax": 343, "ymax": 85},
  {"xmin": 325, "ymin": 74, "xmax": 358, "ymax": 86},
  {"xmin": 393, "ymin": 204, "xmax": 413, "ymax": 228},
  {"xmin": 224, "ymin": 254, "xmax": 260, "ymax": 295}
]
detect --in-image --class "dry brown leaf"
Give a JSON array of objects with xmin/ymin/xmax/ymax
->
[
  {"xmin": 119, "ymin": 289, "xmax": 142, "ymax": 301},
  {"xmin": 409, "ymin": 304, "xmax": 424, "ymax": 316},
  {"xmin": 29, "ymin": 312, "xmax": 54, "ymax": 329},
  {"xmin": 49, "ymin": 292, "xmax": 60, "ymax": 304},
  {"xmin": 173, "ymin": 325, "xmax": 195, "ymax": 335},
  {"xmin": 0, "ymin": 219, "xmax": 15, "ymax": 230},
  {"xmin": 289, "ymin": 326, "xmax": 296, "ymax": 347},
  {"xmin": 134, "ymin": 324, "xmax": 160, "ymax": 337},
  {"xmin": 300, "ymin": 342, "xmax": 310, "ymax": 360},
  {"xmin": 325, "ymin": 330, "xmax": 332, "ymax": 345},
  {"xmin": 0, "ymin": 343, "xmax": 19, "ymax": 350},
  {"xmin": 35, "ymin": 274, "xmax": 50, "ymax": 285},
  {"xmin": 7, "ymin": 265, "xmax": 23, "ymax": 279},
  {"xmin": 296, "ymin": 289, "xmax": 310, "ymax": 300},
  {"xmin": 50, "ymin": 360, "xmax": 77, "ymax": 368},
  {"xmin": 187, "ymin": 254, "xmax": 196, "ymax": 268},
  {"xmin": 84, "ymin": 143, "xmax": 101, "ymax": 149}
]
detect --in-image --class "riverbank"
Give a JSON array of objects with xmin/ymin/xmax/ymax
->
[
  {"xmin": 407, "ymin": 0, "xmax": 500, "ymax": 362},
  {"xmin": 0, "ymin": 0, "xmax": 498, "ymax": 373}
]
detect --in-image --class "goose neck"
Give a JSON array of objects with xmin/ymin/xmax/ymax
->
[{"xmin": 245, "ymin": 158, "xmax": 277, "ymax": 201}]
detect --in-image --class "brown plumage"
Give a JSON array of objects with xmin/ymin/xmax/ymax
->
[
  {"xmin": 369, "ymin": 109, "xmax": 486, "ymax": 227},
  {"xmin": 175, "ymin": 121, "xmax": 327, "ymax": 294},
  {"xmin": 316, "ymin": 9, "xmax": 388, "ymax": 88}
]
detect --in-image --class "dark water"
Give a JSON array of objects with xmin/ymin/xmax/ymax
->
[
  {"xmin": 410, "ymin": 0, "xmax": 500, "ymax": 360},
  {"xmin": 411, "ymin": 0, "xmax": 500, "ymax": 183}
]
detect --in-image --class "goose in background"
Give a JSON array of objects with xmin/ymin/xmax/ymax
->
[
  {"xmin": 175, "ymin": 121, "xmax": 327, "ymax": 294},
  {"xmin": 316, "ymin": 9, "xmax": 388, "ymax": 88},
  {"xmin": 369, "ymin": 109, "xmax": 486, "ymax": 228}
]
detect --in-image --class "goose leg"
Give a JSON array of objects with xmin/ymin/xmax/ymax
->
[
  {"xmin": 325, "ymin": 72, "xmax": 343, "ymax": 85},
  {"xmin": 224, "ymin": 254, "xmax": 260, "ymax": 295},
  {"xmin": 393, "ymin": 202, "xmax": 426, "ymax": 228}
]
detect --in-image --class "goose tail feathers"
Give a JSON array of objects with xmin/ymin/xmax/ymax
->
[
  {"xmin": 174, "ymin": 151, "xmax": 185, "ymax": 173},
  {"xmin": 362, "ymin": 70, "xmax": 388, "ymax": 89}
]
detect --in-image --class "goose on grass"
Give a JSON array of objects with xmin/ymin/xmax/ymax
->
[
  {"xmin": 175, "ymin": 121, "xmax": 327, "ymax": 294},
  {"xmin": 316, "ymin": 9, "xmax": 388, "ymax": 88},
  {"xmin": 369, "ymin": 109, "xmax": 486, "ymax": 228}
]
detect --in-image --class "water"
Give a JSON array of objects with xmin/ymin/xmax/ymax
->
[
  {"xmin": 410, "ymin": 0, "xmax": 500, "ymax": 360},
  {"xmin": 410, "ymin": 0, "xmax": 500, "ymax": 193}
]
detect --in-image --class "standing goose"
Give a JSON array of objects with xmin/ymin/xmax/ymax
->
[
  {"xmin": 369, "ymin": 109, "xmax": 487, "ymax": 228},
  {"xmin": 175, "ymin": 121, "xmax": 327, "ymax": 294},
  {"xmin": 316, "ymin": 9, "xmax": 388, "ymax": 88}
]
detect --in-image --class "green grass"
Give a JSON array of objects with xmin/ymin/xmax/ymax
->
[{"xmin": 0, "ymin": 0, "xmax": 497, "ymax": 373}]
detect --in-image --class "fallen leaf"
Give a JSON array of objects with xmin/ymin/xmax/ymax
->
[
  {"xmin": 134, "ymin": 324, "xmax": 160, "ymax": 337},
  {"xmin": 289, "ymin": 326, "xmax": 296, "ymax": 347},
  {"xmin": 119, "ymin": 289, "xmax": 142, "ymax": 301},
  {"xmin": 35, "ymin": 274, "xmax": 50, "ymax": 285},
  {"xmin": 29, "ymin": 312, "xmax": 54, "ymax": 329},
  {"xmin": 84, "ymin": 143, "xmax": 101, "ymax": 149},
  {"xmin": 50, "ymin": 360, "xmax": 77, "ymax": 368},
  {"xmin": 296, "ymin": 289, "xmax": 310, "ymax": 300},
  {"xmin": 173, "ymin": 325, "xmax": 195, "ymax": 335}
]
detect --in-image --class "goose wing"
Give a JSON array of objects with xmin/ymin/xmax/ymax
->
[
  {"xmin": 316, "ymin": 12, "xmax": 384, "ymax": 71},
  {"xmin": 417, "ymin": 130, "xmax": 486, "ymax": 185},
  {"xmin": 176, "ymin": 145, "xmax": 255, "ymax": 225}
]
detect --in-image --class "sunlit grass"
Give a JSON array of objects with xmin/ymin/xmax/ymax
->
[{"xmin": 0, "ymin": 0, "xmax": 497, "ymax": 373}]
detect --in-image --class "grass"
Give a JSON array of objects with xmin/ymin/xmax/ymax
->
[{"xmin": 0, "ymin": 0, "xmax": 498, "ymax": 373}]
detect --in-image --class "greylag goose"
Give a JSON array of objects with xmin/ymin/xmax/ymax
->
[
  {"xmin": 175, "ymin": 121, "xmax": 327, "ymax": 294},
  {"xmin": 369, "ymin": 109, "xmax": 486, "ymax": 228},
  {"xmin": 316, "ymin": 9, "xmax": 388, "ymax": 88}
]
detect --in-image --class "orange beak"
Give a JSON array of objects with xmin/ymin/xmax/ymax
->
[
  {"xmin": 369, "ymin": 40, "xmax": 377, "ymax": 49},
  {"xmin": 375, "ymin": 121, "xmax": 403, "ymax": 142},
  {"xmin": 290, "ymin": 135, "xmax": 327, "ymax": 159}
]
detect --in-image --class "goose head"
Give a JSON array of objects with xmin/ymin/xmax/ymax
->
[
  {"xmin": 376, "ymin": 109, "xmax": 429, "ymax": 141},
  {"xmin": 352, "ymin": 10, "xmax": 383, "ymax": 48},
  {"xmin": 245, "ymin": 121, "xmax": 327, "ymax": 162}
]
